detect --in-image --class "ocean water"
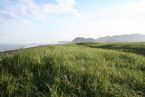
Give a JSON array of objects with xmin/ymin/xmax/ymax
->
[
  {"xmin": 0, "ymin": 44, "xmax": 26, "ymax": 52},
  {"xmin": 0, "ymin": 44, "xmax": 49, "ymax": 52}
]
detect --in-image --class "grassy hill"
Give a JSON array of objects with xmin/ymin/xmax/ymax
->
[{"xmin": 0, "ymin": 43, "xmax": 145, "ymax": 97}]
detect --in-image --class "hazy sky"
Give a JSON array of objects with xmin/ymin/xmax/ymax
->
[{"xmin": 0, "ymin": 0, "xmax": 145, "ymax": 44}]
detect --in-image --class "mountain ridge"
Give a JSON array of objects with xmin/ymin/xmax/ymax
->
[{"xmin": 71, "ymin": 34, "xmax": 145, "ymax": 43}]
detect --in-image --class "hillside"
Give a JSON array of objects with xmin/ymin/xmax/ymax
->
[
  {"xmin": 72, "ymin": 37, "xmax": 96, "ymax": 43},
  {"xmin": 0, "ymin": 43, "xmax": 145, "ymax": 97},
  {"xmin": 72, "ymin": 34, "xmax": 145, "ymax": 43},
  {"xmin": 96, "ymin": 34, "xmax": 145, "ymax": 42}
]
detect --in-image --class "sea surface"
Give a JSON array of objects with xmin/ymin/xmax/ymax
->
[
  {"xmin": 0, "ymin": 44, "xmax": 27, "ymax": 52},
  {"xmin": 0, "ymin": 44, "xmax": 52, "ymax": 52}
]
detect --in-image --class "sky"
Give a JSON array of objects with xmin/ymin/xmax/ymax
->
[{"xmin": 0, "ymin": 0, "xmax": 145, "ymax": 44}]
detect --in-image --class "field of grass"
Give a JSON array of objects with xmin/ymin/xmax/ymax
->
[
  {"xmin": 78, "ymin": 42, "xmax": 145, "ymax": 56},
  {"xmin": 0, "ymin": 43, "xmax": 145, "ymax": 97}
]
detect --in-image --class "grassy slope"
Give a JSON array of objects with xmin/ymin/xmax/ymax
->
[
  {"xmin": 78, "ymin": 42, "xmax": 145, "ymax": 56},
  {"xmin": 0, "ymin": 44, "xmax": 145, "ymax": 97}
]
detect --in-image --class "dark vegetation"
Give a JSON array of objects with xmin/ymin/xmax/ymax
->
[{"xmin": 78, "ymin": 42, "xmax": 145, "ymax": 56}]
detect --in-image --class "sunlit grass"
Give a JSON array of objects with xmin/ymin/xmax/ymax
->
[{"xmin": 0, "ymin": 44, "xmax": 145, "ymax": 97}]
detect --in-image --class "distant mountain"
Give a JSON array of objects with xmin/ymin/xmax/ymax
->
[
  {"xmin": 72, "ymin": 37, "xmax": 96, "ymax": 43},
  {"xmin": 96, "ymin": 34, "xmax": 145, "ymax": 42},
  {"xmin": 71, "ymin": 34, "xmax": 145, "ymax": 43}
]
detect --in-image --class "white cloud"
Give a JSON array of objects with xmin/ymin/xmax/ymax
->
[
  {"xmin": 0, "ymin": 0, "xmax": 145, "ymax": 43},
  {"xmin": 0, "ymin": 0, "xmax": 79, "ymax": 39},
  {"xmin": 0, "ymin": 0, "xmax": 78, "ymax": 20},
  {"xmin": 65, "ymin": 0, "xmax": 145, "ymax": 38}
]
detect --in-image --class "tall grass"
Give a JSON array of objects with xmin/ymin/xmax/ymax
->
[
  {"xmin": 78, "ymin": 42, "xmax": 145, "ymax": 56},
  {"xmin": 0, "ymin": 44, "xmax": 145, "ymax": 97}
]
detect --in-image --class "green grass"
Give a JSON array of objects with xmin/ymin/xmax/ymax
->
[
  {"xmin": 78, "ymin": 42, "xmax": 145, "ymax": 56},
  {"xmin": 0, "ymin": 44, "xmax": 145, "ymax": 97}
]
